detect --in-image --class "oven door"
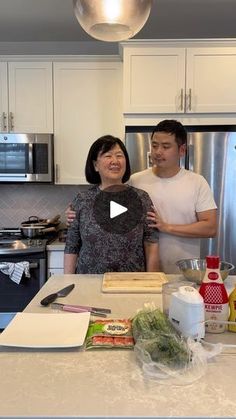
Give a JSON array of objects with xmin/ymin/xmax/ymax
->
[
  {"xmin": 0, "ymin": 252, "xmax": 46, "ymax": 329},
  {"xmin": 0, "ymin": 141, "xmax": 31, "ymax": 180}
]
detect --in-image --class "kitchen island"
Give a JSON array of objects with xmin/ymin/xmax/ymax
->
[{"xmin": 0, "ymin": 274, "xmax": 235, "ymax": 418}]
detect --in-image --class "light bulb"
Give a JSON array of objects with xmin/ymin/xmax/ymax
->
[{"xmin": 73, "ymin": 0, "xmax": 152, "ymax": 42}]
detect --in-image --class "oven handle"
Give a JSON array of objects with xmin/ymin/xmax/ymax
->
[
  {"xmin": 29, "ymin": 262, "xmax": 38, "ymax": 269},
  {"xmin": 28, "ymin": 143, "xmax": 34, "ymax": 174},
  {"xmin": 0, "ymin": 262, "xmax": 38, "ymax": 270}
]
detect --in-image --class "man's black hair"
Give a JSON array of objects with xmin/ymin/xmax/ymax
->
[{"xmin": 151, "ymin": 120, "xmax": 187, "ymax": 147}]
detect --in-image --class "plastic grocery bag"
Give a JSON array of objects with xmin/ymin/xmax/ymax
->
[
  {"xmin": 132, "ymin": 304, "xmax": 222, "ymax": 386},
  {"xmin": 202, "ymin": 319, "xmax": 236, "ymax": 352}
]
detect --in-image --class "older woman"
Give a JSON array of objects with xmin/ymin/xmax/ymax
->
[{"xmin": 64, "ymin": 135, "xmax": 159, "ymax": 274}]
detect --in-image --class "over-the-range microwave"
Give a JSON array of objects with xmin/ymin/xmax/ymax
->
[{"xmin": 0, "ymin": 133, "xmax": 54, "ymax": 183}]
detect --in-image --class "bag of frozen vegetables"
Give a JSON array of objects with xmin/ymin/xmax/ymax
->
[{"xmin": 131, "ymin": 305, "xmax": 221, "ymax": 385}]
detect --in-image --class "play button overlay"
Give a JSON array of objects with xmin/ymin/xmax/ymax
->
[
  {"xmin": 93, "ymin": 185, "xmax": 143, "ymax": 234},
  {"xmin": 110, "ymin": 201, "xmax": 127, "ymax": 219}
]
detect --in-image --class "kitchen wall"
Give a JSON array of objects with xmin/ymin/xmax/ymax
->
[
  {"xmin": 0, "ymin": 41, "xmax": 118, "ymax": 55},
  {"xmin": 0, "ymin": 184, "xmax": 89, "ymax": 227},
  {"xmin": 0, "ymin": 40, "xmax": 118, "ymax": 228}
]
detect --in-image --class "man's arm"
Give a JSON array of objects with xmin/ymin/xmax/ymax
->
[
  {"xmin": 147, "ymin": 208, "xmax": 217, "ymax": 238},
  {"xmin": 144, "ymin": 242, "xmax": 159, "ymax": 271}
]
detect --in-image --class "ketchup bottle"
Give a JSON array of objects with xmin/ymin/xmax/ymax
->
[{"xmin": 199, "ymin": 255, "xmax": 229, "ymax": 333}]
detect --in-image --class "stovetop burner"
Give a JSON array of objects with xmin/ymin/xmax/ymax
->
[
  {"xmin": 0, "ymin": 229, "xmax": 22, "ymax": 240},
  {"xmin": 0, "ymin": 242, "xmax": 14, "ymax": 248},
  {"xmin": 0, "ymin": 228, "xmax": 58, "ymax": 255}
]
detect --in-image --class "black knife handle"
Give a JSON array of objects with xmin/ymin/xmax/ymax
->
[{"xmin": 40, "ymin": 293, "xmax": 58, "ymax": 306}]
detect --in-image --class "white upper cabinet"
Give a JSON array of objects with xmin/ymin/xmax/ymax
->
[
  {"xmin": 123, "ymin": 47, "xmax": 186, "ymax": 113},
  {"xmin": 123, "ymin": 45, "xmax": 236, "ymax": 114},
  {"xmin": 0, "ymin": 63, "xmax": 8, "ymax": 131},
  {"xmin": 186, "ymin": 48, "xmax": 236, "ymax": 113},
  {"xmin": 0, "ymin": 61, "xmax": 53, "ymax": 133},
  {"xmin": 54, "ymin": 60, "xmax": 124, "ymax": 185}
]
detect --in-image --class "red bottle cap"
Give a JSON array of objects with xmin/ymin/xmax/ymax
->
[{"xmin": 206, "ymin": 255, "xmax": 220, "ymax": 269}]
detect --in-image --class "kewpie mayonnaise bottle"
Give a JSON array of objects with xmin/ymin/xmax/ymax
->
[{"xmin": 199, "ymin": 255, "xmax": 228, "ymax": 333}]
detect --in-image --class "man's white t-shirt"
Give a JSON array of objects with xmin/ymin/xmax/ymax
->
[{"xmin": 129, "ymin": 168, "xmax": 217, "ymax": 274}]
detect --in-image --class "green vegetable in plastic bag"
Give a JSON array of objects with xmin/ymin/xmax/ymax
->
[
  {"xmin": 132, "ymin": 308, "xmax": 190, "ymax": 368},
  {"xmin": 132, "ymin": 308, "xmax": 178, "ymax": 340},
  {"xmin": 131, "ymin": 306, "xmax": 222, "ymax": 385}
]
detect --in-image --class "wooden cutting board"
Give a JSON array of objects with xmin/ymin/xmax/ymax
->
[{"xmin": 102, "ymin": 272, "xmax": 167, "ymax": 293}]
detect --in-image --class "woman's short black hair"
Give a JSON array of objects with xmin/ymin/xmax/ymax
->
[
  {"xmin": 85, "ymin": 135, "xmax": 131, "ymax": 184},
  {"xmin": 151, "ymin": 119, "xmax": 187, "ymax": 147}
]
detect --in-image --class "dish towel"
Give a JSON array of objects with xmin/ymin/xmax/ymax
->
[{"xmin": 0, "ymin": 262, "xmax": 30, "ymax": 284}]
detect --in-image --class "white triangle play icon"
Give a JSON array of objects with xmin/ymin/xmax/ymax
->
[{"xmin": 110, "ymin": 200, "xmax": 128, "ymax": 219}]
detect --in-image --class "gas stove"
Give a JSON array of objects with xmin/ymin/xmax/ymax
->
[
  {"xmin": 0, "ymin": 228, "xmax": 56, "ymax": 255},
  {"xmin": 0, "ymin": 228, "xmax": 53, "ymax": 330}
]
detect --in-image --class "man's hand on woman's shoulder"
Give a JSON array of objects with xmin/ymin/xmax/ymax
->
[{"xmin": 65, "ymin": 203, "xmax": 76, "ymax": 226}]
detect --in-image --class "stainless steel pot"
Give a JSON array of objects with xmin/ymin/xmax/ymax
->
[
  {"xmin": 21, "ymin": 215, "xmax": 60, "ymax": 227},
  {"xmin": 21, "ymin": 216, "xmax": 43, "ymax": 225},
  {"xmin": 20, "ymin": 225, "xmax": 56, "ymax": 238}
]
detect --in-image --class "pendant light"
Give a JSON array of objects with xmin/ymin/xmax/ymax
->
[{"xmin": 73, "ymin": 0, "xmax": 153, "ymax": 42}]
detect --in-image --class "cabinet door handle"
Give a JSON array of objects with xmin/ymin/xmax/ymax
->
[
  {"xmin": 180, "ymin": 88, "xmax": 184, "ymax": 111},
  {"xmin": 2, "ymin": 112, "xmax": 7, "ymax": 131},
  {"xmin": 188, "ymin": 88, "xmax": 192, "ymax": 111},
  {"xmin": 184, "ymin": 92, "xmax": 188, "ymax": 112},
  {"xmin": 9, "ymin": 112, "xmax": 14, "ymax": 131}
]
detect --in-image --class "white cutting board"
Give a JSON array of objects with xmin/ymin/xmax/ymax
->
[
  {"xmin": 0, "ymin": 312, "xmax": 90, "ymax": 348},
  {"xmin": 102, "ymin": 272, "xmax": 167, "ymax": 293}
]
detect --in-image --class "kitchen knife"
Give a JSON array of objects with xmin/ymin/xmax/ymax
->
[
  {"xmin": 51, "ymin": 302, "xmax": 107, "ymax": 317},
  {"xmin": 40, "ymin": 284, "xmax": 75, "ymax": 306},
  {"xmin": 56, "ymin": 303, "xmax": 112, "ymax": 314}
]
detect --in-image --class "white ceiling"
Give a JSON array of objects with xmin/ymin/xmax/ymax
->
[{"xmin": 0, "ymin": 0, "xmax": 236, "ymax": 42}]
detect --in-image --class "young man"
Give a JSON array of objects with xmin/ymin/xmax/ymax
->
[
  {"xmin": 66, "ymin": 120, "xmax": 217, "ymax": 273},
  {"xmin": 129, "ymin": 120, "xmax": 217, "ymax": 273}
]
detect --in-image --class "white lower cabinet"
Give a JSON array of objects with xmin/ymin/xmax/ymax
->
[
  {"xmin": 53, "ymin": 60, "xmax": 124, "ymax": 184},
  {"xmin": 47, "ymin": 249, "xmax": 64, "ymax": 278}
]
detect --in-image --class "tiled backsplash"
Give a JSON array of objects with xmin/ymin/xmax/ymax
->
[{"xmin": 0, "ymin": 184, "xmax": 89, "ymax": 227}]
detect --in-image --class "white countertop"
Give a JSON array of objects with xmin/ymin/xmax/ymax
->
[
  {"xmin": 46, "ymin": 238, "xmax": 65, "ymax": 251},
  {"xmin": 0, "ymin": 274, "xmax": 236, "ymax": 418}
]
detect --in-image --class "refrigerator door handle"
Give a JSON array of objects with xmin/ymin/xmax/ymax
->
[{"xmin": 187, "ymin": 144, "xmax": 194, "ymax": 171}]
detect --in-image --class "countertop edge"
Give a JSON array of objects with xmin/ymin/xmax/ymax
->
[{"xmin": 47, "ymin": 239, "xmax": 65, "ymax": 251}]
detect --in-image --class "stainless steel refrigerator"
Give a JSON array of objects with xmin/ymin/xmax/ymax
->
[{"xmin": 125, "ymin": 127, "xmax": 236, "ymax": 272}]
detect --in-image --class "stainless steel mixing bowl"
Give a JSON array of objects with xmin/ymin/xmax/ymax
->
[{"xmin": 176, "ymin": 258, "xmax": 234, "ymax": 285}]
